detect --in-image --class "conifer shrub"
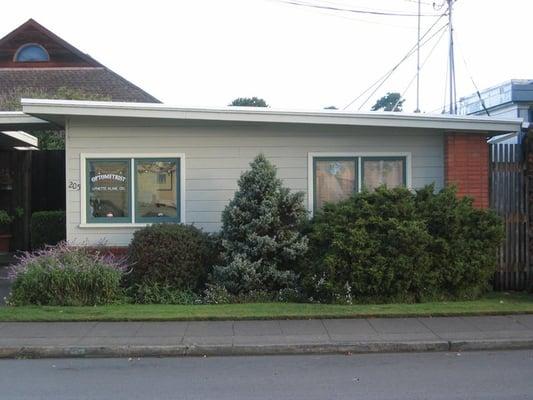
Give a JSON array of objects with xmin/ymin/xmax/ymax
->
[
  {"xmin": 127, "ymin": 224, "xmax": 215, "ymax": 291},
  {"xmin": 209, "ymin": 154, "xmax": 308, "ymax": 296},
  {"xmin": 303, "ymin": 185, "xmax": 503, "ymax": 303}
]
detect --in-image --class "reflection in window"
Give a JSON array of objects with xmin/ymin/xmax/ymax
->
[
  {"xmin": 15, "ymin": 44, "xmax": 50, "ymax": 62},
  {"xmin": 362, "ymin": 158, "xmax": 405, "ymax": 191},
  {"xmin": 88, "ymin": 160, "xmax": 130, "ymax": 221},
  {"xmin": 314, "ymin": 159, "xmax": 357, "ymax": 211},
  {"xmin": 135, "ymin": 159, "xmax": 179, "ymax": 222}
]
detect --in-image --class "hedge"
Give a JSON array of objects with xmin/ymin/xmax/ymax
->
[{"xmin": 30, "ymin": 211, "xmax": 66, "ymax": 249}]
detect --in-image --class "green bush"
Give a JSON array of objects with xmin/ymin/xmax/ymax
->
[
  {"xmin": 128, "ymin": 282, "xmax": 202, "ymax": 305},
  {"xmin": 30, "ymin": 211, "xmax": 66, "ymax": 249},
  {"xmin": 303, "ymin": 185, "xmax": 503, "ymax": 304},
  {"xmin": 127, "ymin": 224, "xmax": 215, "ymax": 291},
  {"xmin": 7, "ymin": 243, "xmax": 126, "ymax": 306},
  {"xmin": 210, "ymin": 154, "xmax": 308, "ymax": 296}
]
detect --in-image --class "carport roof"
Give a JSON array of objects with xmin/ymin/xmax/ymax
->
[
  {"xmin": 0, "ymin": 111, "xmax": 53, "ymax": 130},
  {"xmin": 0, "ymin": 130, "xmax": 38, "ymax": 149}
]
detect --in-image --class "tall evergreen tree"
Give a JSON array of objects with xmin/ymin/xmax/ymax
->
[{"xmin": 210, "ymin": 154, "xmax": 308, "ymax": 295}]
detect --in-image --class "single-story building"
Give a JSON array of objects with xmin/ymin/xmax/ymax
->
[{"xmin": 15, "ymin": 98, "xmax": 522, "ymax": 247}]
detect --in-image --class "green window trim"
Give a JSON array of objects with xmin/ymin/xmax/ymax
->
[
  {"xmin": 86, "ymin": 158, "xmax": 132, "ymax": 223},
  {"xmin": 85, "ymin": 157, "xmax": 181, "ymax": 225},
  {"xmin": 312, "ymin": 155, "xmax": 407, "ymax": 213},
  {"xmin": 134, "ymin": 158, "xmax": 181, "ymax": 224}
]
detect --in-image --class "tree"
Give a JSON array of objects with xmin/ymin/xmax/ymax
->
[
  {"xmin": 371, "ymin": 92, "xmax": 405, "ymax": 112},
  {"xmin": 229, "ymin": 97, "xmax": 268, "ymax": 107},
  {"xmin": 324, "ymin": 105, "xmax": 338, "ymax": 110},
  {"xmin": 209, "ymin": 154, "xmax": 308, "ymax": 296}
]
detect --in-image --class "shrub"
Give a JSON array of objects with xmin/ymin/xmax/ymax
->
[
  {"xmin": 210, "ymin": 154, "xmax": 308, "ymax": 296},
  {"xmin": 128, "ymin": 282, "xmax": 202, "ymax": 305},
  {"xmin": 127, "ymin": 224, "xmax": 215, "ymax": 291},
  {"xmin": 7, "ymin": 243, "xmax": 126, "ymax": 306},
  {"xmin": 303, "ymin": 185, "xmax": 503, "ymax": 303},
  {"xmin": 30, "ymin": 211, "xmax": 66, "ymax": 249}
]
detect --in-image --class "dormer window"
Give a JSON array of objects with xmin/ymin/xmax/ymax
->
[{"xmin": 14, "ymin": 43, "xmax": 49, "ymax": 62}]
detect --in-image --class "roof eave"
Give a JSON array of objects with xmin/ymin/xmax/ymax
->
[{"xmin": 21, "ymin": 99, "xmax": 523, "ymax": 135}]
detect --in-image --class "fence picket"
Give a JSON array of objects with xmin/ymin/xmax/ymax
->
[{"xmin": 490, "ymin": 141, "xmax": 530, "ymax": 290}]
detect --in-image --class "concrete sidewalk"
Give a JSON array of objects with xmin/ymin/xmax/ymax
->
[{"xmin": 0, "ymin": 314, "xmax": 532, "ymax": 358}]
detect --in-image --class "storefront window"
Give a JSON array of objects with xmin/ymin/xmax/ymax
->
[
  {"xmin": 135, "ymin": 159, "xmax": 179, "ymax": 223},
  {"xmin": 87, "ymin": 159, "xmax": 131, "ymax": 222}
]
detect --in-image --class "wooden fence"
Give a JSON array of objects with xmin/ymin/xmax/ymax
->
[
  {"xmin": 31, "ymin": 150, "xmax": 65, "ymax": 212},
  {"xmin": 490, "ymin": 142, "xmax": 531, "ymax": 290}
]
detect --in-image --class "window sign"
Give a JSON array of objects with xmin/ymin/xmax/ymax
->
[{"xmin": 87, "ymin": 159, "xmax": 131, "ymax": 222}]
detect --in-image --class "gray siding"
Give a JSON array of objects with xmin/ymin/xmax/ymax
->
[{"xmin": 66, "ymin": 118, "xmax": 445, "ymax": 246}]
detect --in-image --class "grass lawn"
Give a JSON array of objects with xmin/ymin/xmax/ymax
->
[{"xmin": 0, "ymin": 292, "xmax": 532, "ymax": 322}]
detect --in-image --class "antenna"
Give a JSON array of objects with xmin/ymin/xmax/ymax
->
[
  {"xmin": 447, "ymin": 0, "xmax": 457, "ymax": 114},
  {"xmin": 415, "ymin": 0, "xmax": 421, "ymax": 113}
]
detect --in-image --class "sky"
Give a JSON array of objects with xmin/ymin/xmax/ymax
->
[{"xmin": 2, "ymin": 0, "xmax": 532, "ymax": 113}]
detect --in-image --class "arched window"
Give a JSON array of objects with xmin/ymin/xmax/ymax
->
[{"xmin": 14, "ymin": 43, "xmax": 50, "ymax": 62}]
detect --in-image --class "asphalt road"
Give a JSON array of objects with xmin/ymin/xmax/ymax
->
[{"xmin": 0, "ymin": 351, "xmax": 532, "ymax": 400}]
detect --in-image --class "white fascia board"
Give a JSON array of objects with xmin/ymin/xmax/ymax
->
[
  {"xmin": 21, "ymin": 98, "xmax": 523, "ymax": 133},
  {"xmin": 1, "ymin": 131, "xmax": 38, "ymax": 147}
]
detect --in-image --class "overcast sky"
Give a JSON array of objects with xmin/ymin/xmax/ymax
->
[{"xmin": 3, "ymin": 0, "xmax": 532, "ymax": 113}]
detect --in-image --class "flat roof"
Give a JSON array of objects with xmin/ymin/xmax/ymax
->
[
  {"xmin": 0, "ymin": 111, "xmax": 53, "ymax": 130},
  {"xmin": 0, "ymin": 130, "xmax": 38, "ymax": 149},
  {"xmin": 20, "ymin": 98, "xmax": 523, "ymax": 134}
]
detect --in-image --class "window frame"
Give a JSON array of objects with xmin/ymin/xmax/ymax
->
[
  {"xmin": 308, "ymin": 152, "xmax": 411, "ymax": 215},
  {"xmin": 134, "ymin": 158, "xmax": 180, "ymax": 224},
  {"xmin": 80, "ymin": 153, "xmax": 185, "ymax": 227}
]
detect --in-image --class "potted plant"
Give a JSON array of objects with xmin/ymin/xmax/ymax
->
[{"xmin": 0, "ymin": 210, "xmax": 14, "ymax": 254}]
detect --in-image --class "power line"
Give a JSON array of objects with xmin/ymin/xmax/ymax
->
[
  {"xmin": 272, "ymin": 0, "xmax": 443, "ymax": 17},
  {"xmin": 455, "ymin": 37, "xmax": 490, "ymax": 116},
  {"xmin": 392, "ymin": 25, "xmax": 448, "ymax": 111},
  {"xmin": 341, "ymin": 12, "xmax": 448, "ymax": 110}
]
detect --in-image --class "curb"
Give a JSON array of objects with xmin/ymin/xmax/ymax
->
[{"xmin": 1, "ymin": 339, "xmax": 532, "ymax": 359}]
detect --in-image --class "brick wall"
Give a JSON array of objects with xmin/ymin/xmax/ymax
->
[{"xmin": 444, "ymin": 132, "xmax": 489, "ymax": 208}]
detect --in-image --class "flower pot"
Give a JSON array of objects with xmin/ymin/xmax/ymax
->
[{"xmin": 0, "ymin": 234, "xmax": 11, "ymax": 254}]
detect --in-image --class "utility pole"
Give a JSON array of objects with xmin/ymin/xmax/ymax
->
[
  {"xmin": 415, "ymin": 0, "xmax": 421, "ymax": 113},
  {"xmin": 447, "ymin": 0, "xmax": 457, "ymax": 114}
]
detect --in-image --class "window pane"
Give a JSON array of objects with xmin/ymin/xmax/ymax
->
[
  {"xmin": 362, "ymin": 158, "xmax": 405, "ymax": 190},
  {"xmin": 136, "ymin": 160, "xmax": 179, "ymax": 221},
  {"xmin": 88, "ymin": 160, "xmax": 130, "ymax": 220},
  {"xmin": 16, "ymin": 44, "xmax": 49, "ymax": 62},
  {"xmin": 315, "ymin": 159, "xmax": 356, "ymax": 210}
]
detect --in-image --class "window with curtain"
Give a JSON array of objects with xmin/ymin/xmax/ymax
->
[
  {"xmin": 312, "ymin": 155, "xmax": 407, "ymax": 213},
  {"xmin": 314, "ymin": 158, "xmax": 357, "ymax": 211},
  {"xmin": 362, "ymin": 157, "xmax": 406, "ymax": 191}
]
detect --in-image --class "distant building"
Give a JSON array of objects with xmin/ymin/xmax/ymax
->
[
  {"xmin": 458, "ymin": 80, "xmax": 532, "ymax": 143},
  {"xmin": 0, "ymin": 19, "xmax": 159, "ymax": 110}
]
